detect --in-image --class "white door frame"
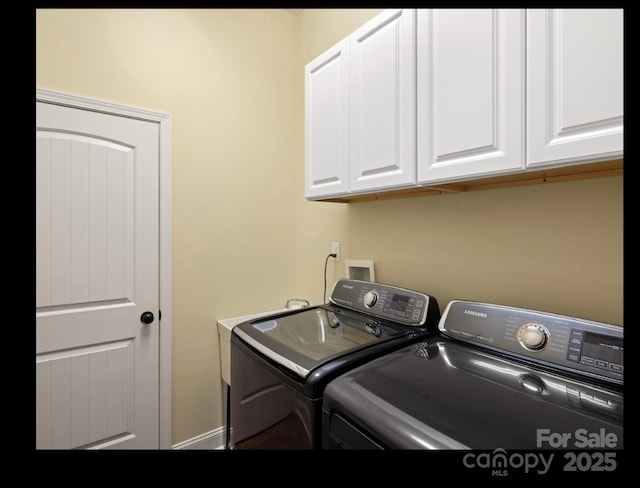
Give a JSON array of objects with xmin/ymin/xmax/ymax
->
[{"xmin": 36, "ymin": 88, "xmax": 173, "ymax": 449}]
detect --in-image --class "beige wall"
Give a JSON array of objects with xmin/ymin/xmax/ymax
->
[
  {"xmin": 36, "ymin": 8, "xmax": 623, "ymax": 447},
  {"xmin": 345, "ymin": 178, "xmax": 623, "ymax": 324}
]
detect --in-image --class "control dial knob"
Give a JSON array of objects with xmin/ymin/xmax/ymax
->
[
  {"xmin": 518, "ymin": 322, "xmax": 550, "ymax": 351},
  {"xmin": 363, "ymin": 290, "xmax": 379, "ymax": 308}
]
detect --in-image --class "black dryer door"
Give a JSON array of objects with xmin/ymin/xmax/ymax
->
[{"xmin": 323, "ymin": 338, "xmax": 624, "ymax": 449}]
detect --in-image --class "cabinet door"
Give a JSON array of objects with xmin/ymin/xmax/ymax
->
[
  {"xmin": 417, "ymin": 9, "xmax": 525, "ymax": 184},
  {"xmin": 527, "ymin": 9, "xmax": 623, "ymax": 168},
  {"xmin": 305, "ymin": 39, "xmax": 350, "ymax": 199},
  {"xmin": 349, "ymin": 9, "xmax": 416, "ymax": 193}
]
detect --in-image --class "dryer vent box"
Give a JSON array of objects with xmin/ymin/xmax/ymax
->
[{"xmin": 346, "ymin": 260, "xmax": 375, "ymax": 282}]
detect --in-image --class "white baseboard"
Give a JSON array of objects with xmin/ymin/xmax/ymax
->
[{"xmin": 172, "ymin": 426, "xmax": 227, "ymax": 450}]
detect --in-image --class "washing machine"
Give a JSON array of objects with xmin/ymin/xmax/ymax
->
[
  {"xmin": 229, "ymin": 279, "xmax": 440, "ymax": 449},
  {"xmin": 322, "ymin": 300, "xmax": 623, "ymax": 453}
]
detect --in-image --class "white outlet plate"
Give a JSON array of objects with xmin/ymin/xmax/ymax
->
[{"xmin": 331, "ymin": 242, "xmax": 340, "ymax": 262}]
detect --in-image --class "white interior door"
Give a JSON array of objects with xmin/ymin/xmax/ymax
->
[{"xmin": 36, "ymin": 101, "xmax": 160, "ymax": 449}]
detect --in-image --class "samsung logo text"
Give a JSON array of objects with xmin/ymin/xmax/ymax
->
[{"xmin": 464, "ymin": 309, "xmax": 487, "ymax": 318}]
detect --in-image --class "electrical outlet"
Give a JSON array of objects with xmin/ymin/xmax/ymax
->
[{"xmin": 331, "ymin": 242, "xmax": 341, "ymax": 262}]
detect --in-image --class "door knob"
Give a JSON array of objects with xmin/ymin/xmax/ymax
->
[{"xmin": 140, "ymin": 311, "xmax": 155, "ymax": 324}]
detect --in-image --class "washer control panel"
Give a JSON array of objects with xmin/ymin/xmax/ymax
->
[
  {"xmin": 329, "ymin": 279, "xmax": 435, "ymax": 327},
  {"xmin": 439, "ymin": 300, "xmax": 623, "ymax": 383}
]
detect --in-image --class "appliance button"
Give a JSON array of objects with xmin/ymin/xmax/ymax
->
[
  {"xmin": 363, "ymin": 291, "xmax": 378, "ymax": 308},
  {"xmin": 581, "ymin": 356, "xmax": 595, "ymax": 366},
  {"xmin": 518, "ymin": 322, "xmax": 550, "ymax": 351}
]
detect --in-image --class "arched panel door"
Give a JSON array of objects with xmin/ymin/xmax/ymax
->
[{"xmin": 36, "ymin": 101, "xmax": 160, "ymax": 449}]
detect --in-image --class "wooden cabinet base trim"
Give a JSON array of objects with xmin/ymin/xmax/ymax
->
[{"xmin": 316, "ymin": 159, "xmax": 623, "ymax": 203}]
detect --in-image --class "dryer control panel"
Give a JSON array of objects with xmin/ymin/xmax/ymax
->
[
  {"xmin": 329, "ymin": 279, "xmax": 438, "ymax": 328},
  {"xmin": 439, "ymin": 300, "xmax": 623, "ymax": 384}
]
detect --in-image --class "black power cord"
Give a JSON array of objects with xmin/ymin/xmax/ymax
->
[{"xmin": 324, "ymin": 253, "xmax": 337, "ymax": 303}]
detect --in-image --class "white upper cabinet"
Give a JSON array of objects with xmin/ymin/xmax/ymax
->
[
  {"xmin": 305, "ymin": 38, "xmax": 350, "ymax": 198},
  {"xmin": 417, "ymin": 9, "xmax": 525, "ymax": 184},
  {"xmin": 304, "ymin": 8, "xmax": 623, "ymax": 201},
  {"xmin": 349, "ymin": 9, "xmax": 416, "ymax": 193},
  {"xmin": 526, "ymin": 9, "xmax": 624, "ymax": 168}
]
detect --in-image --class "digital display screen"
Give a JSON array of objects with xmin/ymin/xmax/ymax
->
[
  {"xmin": 390, "ymin": 294, "xmax": 410, "ymax": 313},
  {"xmin": 577, "ymin": 331, "xmax": 623, "ymax": 373}
]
